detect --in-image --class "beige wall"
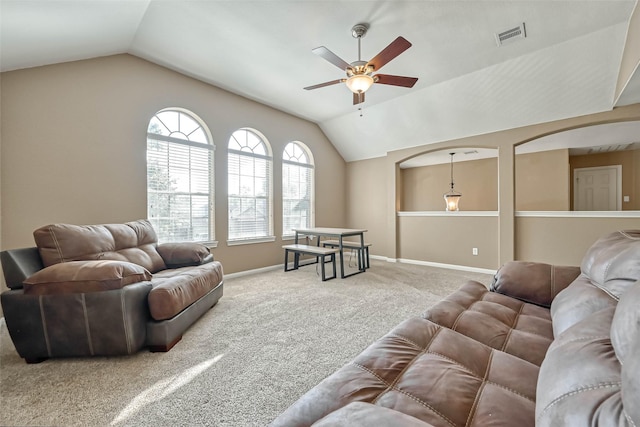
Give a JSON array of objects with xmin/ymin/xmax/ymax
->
[
  {"xmin": 347, "ymin": 103, "xmax": 640, "ymax": 270},
  {"xmin": 569, "ymin": 149, "xmax": 640, "ymax": 210},
  {"xmin": 400, "ymin": 148, "xmax": 571, "ymax": 213},
  {"xmin": 516, "ymin": 216, "xmax": 640, "ymax": 265},
  {"xmin": 398, "ymin": 215, "xmax": 498, "ymax": 269},
  {"xmin": 516, "ymin": 149, "xmax": 570, "ymax": 210},
  {"xmin": 0, "ymin": 54, "xmax": 346, "ymax": 275},
  {"xmin": 345, "ymin": 156, "xmax": 391, "ymax": 257},
  {"xmin": 401, "ymin": 158, "xmax": 498, "ymax": 211}
]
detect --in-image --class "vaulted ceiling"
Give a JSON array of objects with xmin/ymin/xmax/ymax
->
[{"xmin": 1, "ymin": 0, "xmax": 639, "ymax": 162}]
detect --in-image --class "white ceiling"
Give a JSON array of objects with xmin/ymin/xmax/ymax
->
[{"xmin": 2, "ymin": 0, "xmax": 639, "ymax": 162}]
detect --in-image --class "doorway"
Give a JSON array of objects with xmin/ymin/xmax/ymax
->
[{"xmin": 573, "ymin": 165, "xmax": 621, "ymax": 211}]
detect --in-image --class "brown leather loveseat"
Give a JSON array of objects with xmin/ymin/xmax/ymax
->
[
  {"xmin": 1, "ymin": 219, "xmax": 223, "ymax": 363},
  {"xmin": 272, "ymin": 230, "xmax": 640, "ymax": 426}
]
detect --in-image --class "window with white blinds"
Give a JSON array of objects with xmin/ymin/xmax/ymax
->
[
  {"xmin": 227, "ymin": 129, "xmax": 274, "ymax": 243},
  {"xmin": 147, "ymin": 109, "xmax": 214, "ymax": 244},
  {"xmin": 282, "ymin": 141, "xmax": 314, "ymax": 237}
]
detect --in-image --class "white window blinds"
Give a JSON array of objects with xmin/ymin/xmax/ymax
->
[
  {"xmin": 282, "ymin": 142, "xmax": 314, "ymax": 237},
  {"xmin": 228, "ymin": 129, "xmax": 273, "ymax": 241},
  {"xmin": 147, "ymin": 110, "xmax": 214, "ymax": 243}
]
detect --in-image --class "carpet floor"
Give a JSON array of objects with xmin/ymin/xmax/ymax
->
[{"xmin": 0, "ymin": 259, "xmax": 492, "ymax": 426}]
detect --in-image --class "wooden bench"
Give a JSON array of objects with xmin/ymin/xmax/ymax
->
[
  {"xmin": 321, "ymin": 240, "xmax": 372, "ymax": 270},
  {"xmin": 283, "ymin": 244, "xmax": 340, "ymax": 281}
]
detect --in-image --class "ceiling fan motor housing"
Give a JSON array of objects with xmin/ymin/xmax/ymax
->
[{"xmin": 347, "ymin": 61, "xmax": 373, "ymax": 77}]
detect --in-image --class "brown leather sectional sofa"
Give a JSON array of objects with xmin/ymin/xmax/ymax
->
[
  {"xmin": 272, "ymin": 230, "xmax": 640, "ymax": 426},
  {"xmin": 1, "ymin": 219, "xmax": 223, "ymax": 363}
]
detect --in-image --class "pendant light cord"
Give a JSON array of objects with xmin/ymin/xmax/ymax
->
[{"xmin": 450, "ymin": 153, "xmax": 455, "ymax": 190}]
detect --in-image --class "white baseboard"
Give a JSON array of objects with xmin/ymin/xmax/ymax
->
[
  {"xmin": 397, "ymin": 258, "xmax": 496, "ymax": 275},
  {"xmin": 225, "ymin": 264, "xmax": 282, "ymax": 279}
]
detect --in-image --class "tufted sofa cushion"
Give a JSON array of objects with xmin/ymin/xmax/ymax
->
[
  {"xmin": 422, "ymin": 280, "xmax": 553, "ymax": 366},
  {"xmin": 33, "ymin": 219, "xmax": 167, "ymax": 273},
  {"xmin": 273, "ymin": 316, "xmax": 539, "ymax": 427}
]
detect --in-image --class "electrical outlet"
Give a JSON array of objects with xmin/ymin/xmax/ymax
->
[{"xmin": 472, "ymin": 248, "xmax": 478, "ymax": 256}]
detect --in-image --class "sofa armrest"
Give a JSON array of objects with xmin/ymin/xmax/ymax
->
[
  {"xmin": 1, "ymin": 247, "xmax": 44, "ymax": 289},
  {"xmin": 490, "ymin": 261, "xmax": 581, "ymax": 307},
  {"xmin": 156, "ymin": 243, "xmax": 212, "ymax": 268},
  {"xmin": 2, "ymin": 281, "xmax": 152, "ymax": 361}
]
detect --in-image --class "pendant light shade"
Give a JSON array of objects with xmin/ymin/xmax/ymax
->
[{"xmin": 444, "ymin": 152, "xmax": 461, "ymax": 211}]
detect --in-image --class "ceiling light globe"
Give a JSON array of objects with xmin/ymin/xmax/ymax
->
[{"xmin": 346, "ymin": 74, "xmax": 374, "ymax": 93}]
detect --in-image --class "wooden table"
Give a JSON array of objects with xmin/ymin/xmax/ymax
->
[{"xmin": 293, "ymin": 227, "xmax": 368, "ymax": 278}]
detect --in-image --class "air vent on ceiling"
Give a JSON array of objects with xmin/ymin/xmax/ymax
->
[{"xmin": 495, "ymin": 23, "xmax": 526, "ymax": 46}]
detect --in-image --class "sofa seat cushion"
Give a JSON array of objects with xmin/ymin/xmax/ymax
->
[
  {"xmin": 422, "ymin": 281, "xmax": 553, "ymax": 366},
  {"xmin": 273, "ymin": 316, "xmax": 539, "ymax": 427},
  {"xmin": 148, "ymin": 261, "xmax": 223, "ymax": 321},
  {"xmin": 23, "ymin": 260, "xmax": 152, "ymax": 295}
]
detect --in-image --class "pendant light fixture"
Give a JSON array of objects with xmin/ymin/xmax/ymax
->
[{"xmin": 444, "ymin": 152, "xmax": 461, "ymax": 211}]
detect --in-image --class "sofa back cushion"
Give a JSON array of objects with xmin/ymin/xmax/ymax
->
[
  {"xmin": 33, "ymin": 219, "xmax": 167, "ymax": 273},
  {"xmin": 537, "ymin": 280, "xmax": 640, "ymax": 426},
  {"xmin": 550, "ymin": 229, "xmax": 640, "ymax": 337},
  {"xmin": 611, "ymin": 280, "xmax": 640, "ymax": 366},
  {"xmin": 580, "ymin": 229, "xmax": 640, "ymax": 299},
  {"xmin": 615, "ymin": 283, "xmax": 640, "ymax": 425}
]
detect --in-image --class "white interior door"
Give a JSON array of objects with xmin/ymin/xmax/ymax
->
[{"xmin": 574, "ymin": 166, "xmax": 621, "ymax": 211}]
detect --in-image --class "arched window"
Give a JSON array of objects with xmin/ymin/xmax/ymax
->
[
  {"xmin": 147, "ymin": 108, "xmax": 214, "ymax": 243},
  {"xmin": 282, "ymin": 141, "xmax": 315, "ymax": 237},
  {"xmin": 227, "ymin": 128, "xmax": 273, "ymax": 243}
]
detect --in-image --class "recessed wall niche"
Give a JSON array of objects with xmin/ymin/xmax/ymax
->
[
  {"xmin": 399, "ymin": 148, "xmax": 499, "ymax": 211},
  {"xmin": 515, "ymin": 121, "xmax": 640, "ymax": 211}
]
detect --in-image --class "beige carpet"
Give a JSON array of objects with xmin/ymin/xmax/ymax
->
[{"xmin": 0, "ymin": 260, "xmax": 492, "ymax": 426}]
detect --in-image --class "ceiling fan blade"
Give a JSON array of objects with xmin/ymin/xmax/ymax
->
[
  {"xmin": 312, "ymin": 46, "xmax": 351, "ymax": 71},
  {"xmin": 367, "ymin": 36, "xmax": 412, "ymax": 72},
  {"xmin": 353, "ymin": 92, "xmax": 365, "ymax": 105},
  {"xmin": 374, "ymin": 74, "xmax": 418, "ymax": 88},
  {"xmin": 304, "ymin": 79, "xmax": 345, "ymax": 90}
]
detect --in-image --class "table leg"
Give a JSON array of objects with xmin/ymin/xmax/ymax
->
[
  {"xmin": 359, "ymin": 233, "xmax": 365, "ymax": 271},
  {"xmin": 339, "ymin": 236, "xmax": 345, "ymax": 279}
]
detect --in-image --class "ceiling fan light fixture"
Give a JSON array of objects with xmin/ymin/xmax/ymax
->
[{"xmin": 346, "ymin": 74, "xmax": 374, "ymax": 93}]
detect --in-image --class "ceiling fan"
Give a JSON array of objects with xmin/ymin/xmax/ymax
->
[{"xmin": 304, "ymin": 23, "xmax": 418, "ymax": 105}]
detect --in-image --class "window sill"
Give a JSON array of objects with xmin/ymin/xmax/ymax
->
[{"xmin": 227, "ymin": 236, "xmax": 276, "ymax": 246}]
